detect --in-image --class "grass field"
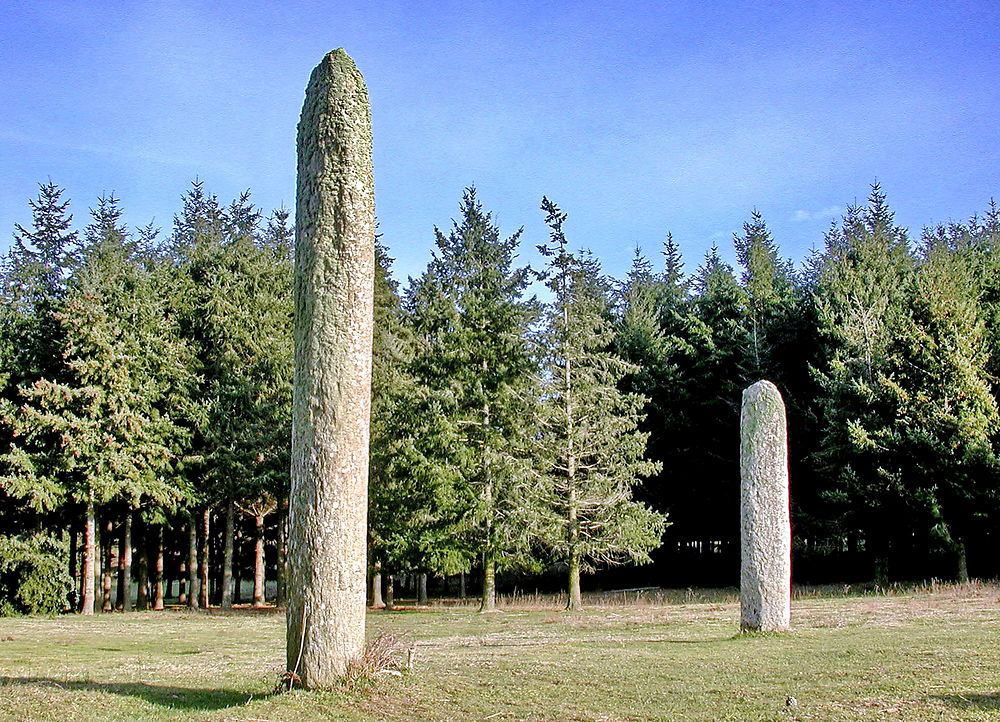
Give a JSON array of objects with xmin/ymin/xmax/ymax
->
[{"xmin": 1, "ymin": 583, "xmax": 998, "ymax": 721}]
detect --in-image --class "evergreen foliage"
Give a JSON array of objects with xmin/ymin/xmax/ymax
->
[
  {"xmin": 733, "ymin": 211, "xmax": 796, "ymax": 382},
  {"xmin": 811, "ymin": 186, "xmax": 918, "ymax": 575},
  {"xmin": 535, "ymin": 198, "xmax": 666, "ymax": 609},
  {"xmin": 403, "ymin": 188, "xmax": 541, "ymax": 609},
  {"xmin": 1, "ymin": 195, "xmax": 191, "ymax": 514},
  {"xmin": 4, "ymin": 176, "xmax": 1000, "ymax": 613},
  {"xmin": 0, "ymin": 533, "xmax": 71, "ymax": 616}
]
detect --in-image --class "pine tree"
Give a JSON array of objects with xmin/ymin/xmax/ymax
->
[
  {"xmin": 369, "ymin": 261, "xmax": 482, "ymax": 586},
  {"xmin": 966, "ymin": 201, "xmax": 1000, "ymax": 409},
  {"xmin": 661, "ymin": 233, "xmax": 688, "ymax": 306},
  {"xmin": 614, "ymin": 238, "xmax": 701, "ymax": 514},
  {"xmin": 166, "ymin": 181, "xmax": 228, "ymax": 608},
  {"xmin": 367, "ymin": 239, "xmax": 433, "ymax": 589},
  {"xmin": 536, "ymin": 198, "xmax": 665, "ymax": 610},
  {"xmin": 616, "ymin": 249, "xmax": 671, "ymax": 402},
  {"xmin": 214, "ymin": 197, "xmax": 293, "ymax": 608},
  {"xmin": 165, "ymin": 185, "xmax": 295, "ymax": 608},
  {"xmin": 673, "ymin": 247, "xmax": 745, "ymax": 553}
]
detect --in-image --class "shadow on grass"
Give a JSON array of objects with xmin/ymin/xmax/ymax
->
[
  {"xmin": 933, "ymin": 692, "xmax": 1000, "ymax": 710},
  {"xmin": 5, "ymin": 677, "xmax": 258, "ymax": 711}
]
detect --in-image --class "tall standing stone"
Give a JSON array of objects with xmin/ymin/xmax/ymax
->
[
  {"xmin": 286, "ymin": 48, "xmax": 375, "ymax": 688},
  {"xmin": 740, "ymin": 380, "xmax": 791, "ymax": 632}
]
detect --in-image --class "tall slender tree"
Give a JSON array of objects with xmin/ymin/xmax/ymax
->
[
  {"xmin": 406, "ymin": 188, "xmax": 541, "ymax": 611},
  {"xmin": 536, "ymin": 198, "xmax": 665, "ymax": 610},
  {"xmin": 0, "ymin": 182, "xmax": 79, "ymax": 513}
]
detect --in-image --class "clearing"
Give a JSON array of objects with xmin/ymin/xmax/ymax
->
[{"xmin": 1, "ymin": 584, "xmax": 998, "ymax": 721}]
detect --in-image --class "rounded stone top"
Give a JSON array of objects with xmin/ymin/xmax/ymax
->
[
  {"xmin": 318, "ymin": 48, "xmax": 356, "ymax": 71},
  {"xmin": 304, "ymin": 48, "xmax": 367, "ymax": 99},
  {"xmin": 743, "ymin": 379, "xmax": 782, "ymax": 403},
  {"xmin": 299, "ymin": 48, "xmax": 371, "ymax": 146}
]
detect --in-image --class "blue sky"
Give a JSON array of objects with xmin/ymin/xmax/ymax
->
[{"xmin": 2, "ymin": 0, "xmax": 998, "ymax": 284}]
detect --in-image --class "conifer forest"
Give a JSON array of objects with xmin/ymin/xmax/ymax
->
[{"xmin": 2, "ymin": 177, "xmax": 1000, "ymax": 616}]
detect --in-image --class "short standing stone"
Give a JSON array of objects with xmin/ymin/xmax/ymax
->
[{"xmin": 740, "ymin": 380, "xmax": 791, "ymax": 632}]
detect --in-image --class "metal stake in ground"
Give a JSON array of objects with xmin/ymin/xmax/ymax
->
[
  {"xmin": 739, "ymin": 380, "xmax": 791, "ymax": 632},
  {"xmin": 286, "ymin": 48, "xmax": 376, "ymax": 688}
]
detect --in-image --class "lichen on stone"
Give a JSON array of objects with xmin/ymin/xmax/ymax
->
[{"xmin": 739, "ymin": 380, "xmax": 791, "ymax": 633}]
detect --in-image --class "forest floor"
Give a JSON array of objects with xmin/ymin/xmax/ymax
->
[{"xmin": 0, "ymin": 582, "xmax": 998, "ymax": 721}]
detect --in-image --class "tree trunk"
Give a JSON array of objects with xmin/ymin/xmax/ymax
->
[
  {"xmin": 187, "ymin": 518, "xmax": 199, "ymax": 609},
  {"xmin": 221, "ymin": 499, "xmax": 235, "ymax": 609},
  {"xmin": 152, "ymin": 525, "xmax": 165, "ymax": 610},
  {"xmin": 253, "ymin": 513, "xmax": 266, "ymax": 608},
  {"xmin": 276, "ymin": 508, "xmax": 287, "ymax": 607},
  {"xmin": 564, "ymin": 313, "xmax": 582, "ymax": 613},
  {"xmin": 68, "ymin": 521, "xmax": 79, "ymax": 612},
  {"xmin": 198, "ymin": 507, "xmax": 210, "ymax": 609},
  {"xmin": 459, "ymin": 571, "xmax": 466, "ymax": 600},
  {"xmin": 286, "ymin": 49, "xmax": 376, "ymax": 689},
  {"xmin": 118, "ymin": 512, "xmax": 133, "ymax": 611},
  {"xmin": 135, "ymin": 517, "xmax": 149, "ymax": 611},
  {"xmin": 384, "ymin": 574, "xmax": 395, "ymax": 610},
  {"xmin": 873, "ymin": 552, "xmax": 890, "ymax": 586},
  {"xmin": 233, "ymin": 525, "xmax": 242, "ymax": 605},
  {"xmin": 566, "ymin": 484, "xmax": 582, "ymax": 611},
  {"xmin": 212, "ymin": 540, "xmax": 223, "ymax": 607},
  {"xmin": 417, "ymin": 572, "xmax": 428, "ymax": 605},
  {"xmin": 102, "ymin": 517, "xmax": 114, "ymax": 612},
  {"xmin": 370, "ymin": 567, "xmax": 384, "ymax": 609},
  {"xmin": 81, "ymin": 502, "xmax": 96, "ymax": 615},
  {"xmin": 956, "ymin": 539, "xmax": 969, "ymax": 583},
  {"xmin": 567, "ymin": 546, "xmax": 582, "ymax": 611},
  {"xmin": 480, "ymin": 555, "xmax": 497, "ymax": 612}
]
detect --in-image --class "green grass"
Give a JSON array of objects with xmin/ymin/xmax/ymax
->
[{"xmin": 1, "ymin": 583, "xmax": 999, "ymax": 721}]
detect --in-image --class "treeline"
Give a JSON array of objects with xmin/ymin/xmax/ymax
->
[
  {"xmin": 0, "ymin": 182, "xmax": 293, "ymax": 614},
  {"xmin": 1, "ymin": 180, "xmax": 998, "ymax": 615}
]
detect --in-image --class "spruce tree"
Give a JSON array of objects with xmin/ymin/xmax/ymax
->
[
  {"xmin": 2, "ymin": 195, "xmax": 192, "ymax": 613},
  {"xmin": 166, "ymin": 185, "xmax": 294, "ymax": 608},
  {"xmin": 368, "ymin": 240, "xmax": 460, "ymax": 586},
  {"xmin": 0, "ymin": 182, "xmax": 79, "ymax": 511},
  {"xmin": 536, "ymin": 198, "xmax": 665, "ymax": 609},
  {"xmin": 811, "ymin": 185, "xmax": 916, "ymax": 579},
  {"xmin": 897, "ymin": 227, "xmax": 998, "ymax": 578},
  {"xmin": 679, "ymin": 247, "xmax": 746, "ymax": 556},
  {"xmin": 406, "ymin": 188, "xmax": 540, "ymax": 611},
  {"xmin": 212, "ymin": 197, "xmax": 293, "ymax": 608},
  {"xmin": 733, "ymin": 211, "xmax": 795, "ymax": 382}
]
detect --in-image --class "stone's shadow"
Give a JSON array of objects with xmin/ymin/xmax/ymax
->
[
  {"xmin": 5, "ymin": 677, "xmax": 256, "ymax": 711},
  {"xmin": 933, "ymin": 693, "xmax": 1000, "ymax": 710}
]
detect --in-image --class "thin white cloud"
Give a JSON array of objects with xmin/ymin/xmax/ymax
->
[{"xmin": 792, "ymin": 205, "xmax": 842, "ymax": 222}]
